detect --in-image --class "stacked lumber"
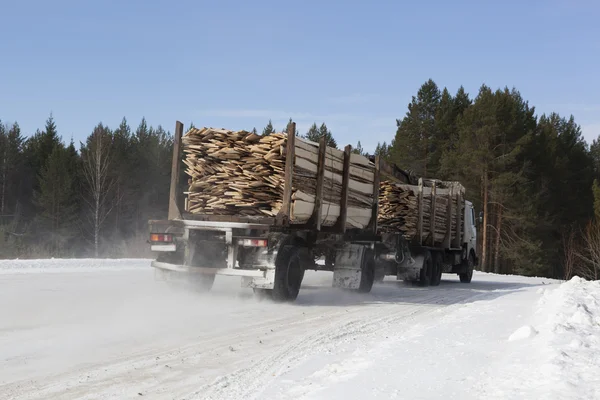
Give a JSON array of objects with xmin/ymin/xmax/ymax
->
[
  {"xmin": 182, "ymin": 127, "xmax": 376, "ymax": 229},
  {"xmin": 377, "ymin": 180, "xmax": 464, "ymax": 243},
  {"xmin": 183, "ymin": 128, "xmax": 287, "ymax": 216}
]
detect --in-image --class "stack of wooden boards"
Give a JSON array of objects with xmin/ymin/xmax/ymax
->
[
  {"xmin": 182, "ymin": 127, "xmax": 376, "ymax": 229},
  {"xmin": 377, "ymin": 180, "xmax": 465, "ymax": 244}
]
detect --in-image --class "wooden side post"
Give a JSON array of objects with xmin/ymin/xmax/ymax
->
[
  {"xmin": 334, "ymin": 145, "xmax": 352, "ymax": 233},
  {"xmin": 444, "ymin": 184, "xmax": 454, "ymax": 248},
  {"xmin": 168, "ymin": 121, "xmax": 184, "ymax": 220},
  {"xmin": 453, "ymin": 188, "xmax": 462, "ymax": 248},
  {"xmin": 417, "ymin": 178, "xmax": 424, "ymax": 245},
  {"xmin": 430, "ymin": 181, "xmax": 437, "ymax": 246},
  {"xmin": 367, "ymin": 155, "xmax": 381, "ymax": 234},
  {"xmin": 309, "ymin": 135, "xmax": 327, "ymax": 230},
  {"xmin": 276, "ymin": 122, "xmax": 296, "ymax": 226}
]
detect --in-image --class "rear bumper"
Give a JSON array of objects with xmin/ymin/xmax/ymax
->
[{"xmin": 151, "ymin": 260, "xmax": 267, "ymax": 278}]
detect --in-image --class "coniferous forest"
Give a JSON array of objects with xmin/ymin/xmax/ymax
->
[{"xmin": 1, "ymin": 79, "xmax": 600, "ymax": 280}]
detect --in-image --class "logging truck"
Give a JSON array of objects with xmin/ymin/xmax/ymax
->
[{"xmin": 148, "ymin": 121, "xmax": 479, "ymax": 301}]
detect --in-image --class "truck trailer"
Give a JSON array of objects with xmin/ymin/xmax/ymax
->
[{"xmin": 148, "ymin": 121, "xmax": 478, "ymax": 301}]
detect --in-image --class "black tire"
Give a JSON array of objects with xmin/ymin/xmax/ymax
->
[
  {"xmin": 187, "ymin": 273, "xmax": 216, "ymax": 293},
  {"xmin": 272, "ymin": 245, "xmax": 304, "ymax": 302},
  {"xmin": 459, "ymin": 253, "xmax": 474, "ymax": 283},
  {"xmin": 418, "ymin": 251, "xmax": 433, "ymax": 287},
  {"xmin": 253, "ymin": 288, "xmax": 273, "ymax": 301},
  {"xmin": 358, "ymin": 249, "xmax": 376, "ymax": 293},
  {"xmin": 430, "ymin": 252, "xmax": 443, "ymax": 287}
]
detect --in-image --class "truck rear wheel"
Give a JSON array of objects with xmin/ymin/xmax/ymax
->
[
  {"xmin": 358, "ymin": 248, "xmax": 376, "ymax": 293},
  {"xmin": 272, "ymin": 245, "xmax": 304, "ymax": 302},
  {"xmin": 187, "ymin": 272, "xmax": 216, "ymax": 293},
  {"xmin": 418, "ymin": 251, "xmax": 433, "ymax": 287},
  {"xmin": 430, "ymin": 252, "xmax": 443, "ymax": 287}
]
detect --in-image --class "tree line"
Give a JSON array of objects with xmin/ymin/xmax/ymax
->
[
  {"xmin": 381, "ymin": 79, "xmax": 600, "ymax": 280},
  {"xmin": 0, "ymin": 115, "xmax": 173, "ymax": 258},
  {"xmin": 2, "ymin": 80, "xmax": 599, "ymax": 280}
]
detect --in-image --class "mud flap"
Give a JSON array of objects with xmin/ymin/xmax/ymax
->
[
  {"xmin": 332, "ymin": 244, "xmax": 366, "ymax": 290},
  {"xmin": 241, "ymin": 269, "xmax": 275, "ymax": 289},
  {"xmin": 154, "ymin": 267, "xmax": 171, "ymax": 282},
  {"xmin": 397, "ymin": 254, "xmax": 425, "ymax": 282}
]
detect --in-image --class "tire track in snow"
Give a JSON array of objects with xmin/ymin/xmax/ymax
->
[
  {"xmin": 2, "ymin": 277, "xmax": 527, "ymax": 400},
  {"xmin": 189, "ymin": 286, "xmax": 508, "ymax": 400}
]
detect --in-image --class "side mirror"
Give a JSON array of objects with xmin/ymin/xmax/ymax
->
[{"xmin": 478, "ymin": 211, "xmax": 483, "ymax": 224}]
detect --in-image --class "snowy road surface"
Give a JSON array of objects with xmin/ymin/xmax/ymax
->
[{"xmin": 1, "ymin": 259, "xmax": 598, "ymax": 400}]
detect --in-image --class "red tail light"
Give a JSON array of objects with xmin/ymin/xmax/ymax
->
[
  {"xmin": 150, "ymin": 234, "xmax": 173, "ymax": 242},
  {"xmin": 238, "ymin": 239, "xmax": 268, "ymax": 247}
]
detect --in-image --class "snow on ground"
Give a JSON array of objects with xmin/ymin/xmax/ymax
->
[{"xmin": 0, "ymin": 259, "xmax": 598, "ymax": 400}]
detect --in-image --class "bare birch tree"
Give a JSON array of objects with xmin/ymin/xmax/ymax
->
[
  {"xmin": 561, "ymin": 224, "xmax": 577, "ymax": 280},
  {"xmin": 575, "ymin": 220, "xmax": 600, "ymax": 280},
  {"xmin": 81, "ymin": 124, "xmax": 115, "ymax": 257}
]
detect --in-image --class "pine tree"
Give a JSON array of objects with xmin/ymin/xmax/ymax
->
[
  {"xmin": 284, "ymin": 118, "xmax": 300, "ymax": 136},
  {"xmin": 391, "ymin": 79, "xmax": 441, "ymax": 177},
  {"xmin": 352, "ymin": 141, "xmax": 365, "ymax": 155},
  {"xmin": 24, "ymin": 113, "xmax": 61, "ymax": 188},
  {"xmin": 374, "ymin": 141, "xmax": 391, "ymax": 160},
  {"xmin": 19, "ymin": 114, "xmax": 64, "ymax": 243},
  {"xmin": 109, "ymin": 117, "xmax": 134, "ymax": 240},
  {"xmin": 262, "ymin": 120, "xmax": 275, "ymax": 136},
  {"xmin": 593, "ymin": 179, "xmax": 600, "ymax": 221},
  {"xmin": 34, "ymin": 144, "xmax": 78, "ymax": 256},
  {"xmin": 305, "ymin": 123, "xmax": 320, "ymax": 142},
  {"xmin": 0, "ymin": 122, "xmax": 6, "ymax": 216},
  {"xmin": 590, "ymin": 136, "xmax": 600, "ymax": 176},
  {"xmin": 304, "ymin": 123, "xmax": 337, "ymax": 148},
  {"xmin": 441, "ymin": 85, "xmax": 539, "ymax": 274}
]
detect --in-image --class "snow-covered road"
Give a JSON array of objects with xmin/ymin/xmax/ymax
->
[{"xmin": 0, "ymin": 259, "xmax": 598, "ymax": 400}]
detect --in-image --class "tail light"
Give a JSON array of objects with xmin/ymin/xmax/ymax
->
[
  {"xmin": 150, "ymin": 233, "xmax": 173, "ymax": 243},
  {"xmin": 238, "ymin": 238, "xmax": 268, "ymax": 247}
]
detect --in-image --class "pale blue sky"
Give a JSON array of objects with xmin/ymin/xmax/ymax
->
[{"xmin": 1, "ymin": 0, "xmax": 599, "ymax": 152}]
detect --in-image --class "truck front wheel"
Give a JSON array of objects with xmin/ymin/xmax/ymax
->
[
  {"xmin": 459, "ymin": 253, "xmax": 474, "ymax": 283},
  {"xmin": 430, "ymin": 252, "xmax": 443, "ymax": 287}
]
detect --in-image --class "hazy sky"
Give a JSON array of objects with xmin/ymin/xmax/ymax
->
[{"xmin": 1, "ymin": 0, "xmax": 599, "ymax": 152}]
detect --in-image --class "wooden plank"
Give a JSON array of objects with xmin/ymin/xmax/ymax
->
[
  {"xmin": 367, "ymin": 155, "xmax": 381, "ymax": 234},
  {"xmin": 168, "ymin": 121, "xmax": 184, "ymax": 220},
  {"xmin": 276, "ymin": 123, "xmax": 296, "ymax": 226},
  {"xmin": 295, "ymin": 145, "xmax": 374, "ymax": 181},
  {"xmin": 333, "ymin": 145, "xmax": 352, "ymax": 233},
  {"xmin": 310, "ymin": 136, "xmax": 327, "ymax": 230},
  {"xmin": 349, "ymin": 152, "xmax": 373, "ymax": 167},
  {"xmin": 295, "ymin": 136, "xmax": 345, "ymax": 161}
]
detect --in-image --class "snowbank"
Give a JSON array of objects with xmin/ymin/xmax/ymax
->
[
  {"xmin": 503, "ymin": 276, "xmax": 600, "ymax": 399},
  {"xmin": 537, "ymin": 276, "xmax": 600, "ymax": 396},
  {"xmin": 0, "ymin": 258, "xmax": 151, "ymax": 274}
]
